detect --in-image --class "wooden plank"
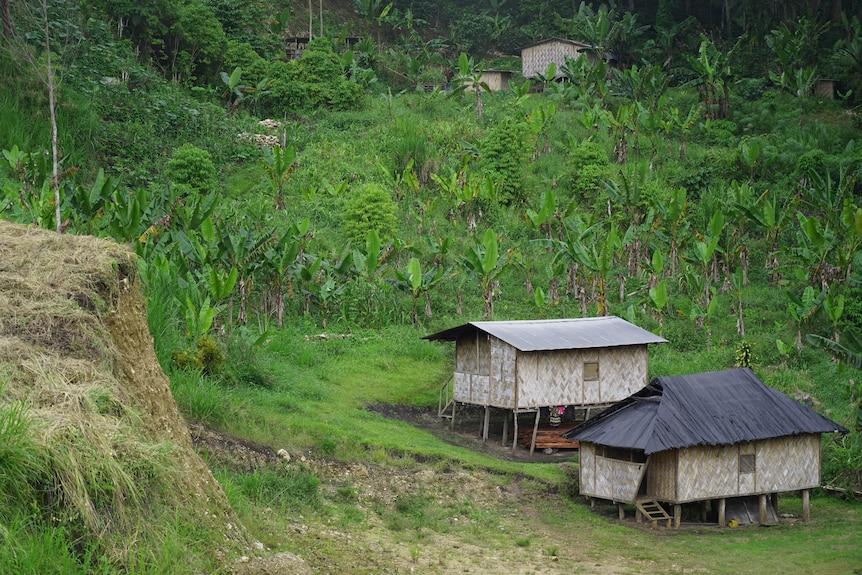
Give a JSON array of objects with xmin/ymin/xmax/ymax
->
[{"xmin": 513, "ymin": 422, "xmax": 581, "ymax": 450}]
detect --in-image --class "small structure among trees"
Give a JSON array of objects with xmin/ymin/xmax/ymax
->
[
  {"xmin": 478, "ymin": 69, "xmax": 513, "ymax": 91},
  {"xmin": 424, "ymin": 317, "xmax": 666, "ymax": 452},
  {"xmin": 520, "ymin": 37, "xmax": 598, "ymax": 79},
  {"xmin": 566, "ymin": 368, "xmax": 847, "ymax": 528}
]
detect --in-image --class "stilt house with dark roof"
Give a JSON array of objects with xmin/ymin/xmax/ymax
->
[
  {"xmin": 565, "ymin": 368, "xmax": 847, "ymax": 528},
  {"xmin": 424, "ymin": 317, "xmax": 666, "ymax": 452}
]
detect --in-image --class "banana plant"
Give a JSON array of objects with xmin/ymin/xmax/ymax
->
[
  {"xmin": 525, "ymin": 189, "xmax": 558, "ymax": 243},
  {"xmin": 261, "ymin": 144, "xmax": 297, "ymax": 211},
  {"xmin": 728, "ymin": 266, "xmax": 746, "ymax": 337},
  {"xmin": 68, "ymin": 168, "xmax": 118, "ymax": 235},
  {"xmin": 449, "ymin": 52, "xmax": 490, "ymax": 118},
  {"xmin": 461, "ymin": 228, "xmax": 518, "ymax": 319},
  {"xmin": 109, "ymin": 187, "xmax": 147, "ymax": 242},
  {"xmin": 737, "ymin": 188, "xmax": 789, "ymax": 283},
  {"xmin": 647, "ymin": 283, "xmax": 667, "ymax": 337},
  {"xmin": 822, "ymin": 293, "xmax": 845, "ymax": 344},
  {"xmin": 219, "ymin": 66, "xmax": 244, "ymax": 114},
  {"xmin": 793, "ymin": 212, "xmax": 835, "ymax": 289},
  {"xmin": 786, "ymin": 285, "xmax": 827, "ymax": 350},
  {"xmin": 393, "ymin": 257, "xmax": 452, "ymax": 327}
]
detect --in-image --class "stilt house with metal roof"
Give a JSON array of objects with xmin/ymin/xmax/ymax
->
[
  {"xmin": 565, "ymin": 368, "xmax": 847, "ymax": 528},
  {"xmin": 424, "ymin": 317, "xmax": 666, "ymax": 452},
  {"xmin": 521, "ymin": 37, "xmax": 599, "ymax": 79}
]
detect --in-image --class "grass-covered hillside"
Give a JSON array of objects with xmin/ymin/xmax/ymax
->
[{"xmin": 0, "ymin": 0, "xmax": 861, "ymax": 572}]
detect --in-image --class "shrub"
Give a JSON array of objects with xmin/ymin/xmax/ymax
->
[
  {"xmin": 171, "ymin": 336, "xmax": 225, "ymax": 375},
  {"xmin": 566, "ymin": 141, "xmax": 612, "ymax": 205},
  {"xmin": 481, "ymin": 115, "xmax": 532, "ymax": 204},
  {"xmin": 166, "ymin": 144, "xmax": 218, "ymax": 194},
  {"xmin": 343, "ymin": 183, "xmax": 397, "ymax": 245},
  {"xmin": 265, "ymin": 38, "xmax": 362, "ymax": 114}
]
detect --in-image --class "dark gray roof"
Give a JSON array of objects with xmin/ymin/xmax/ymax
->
[
  {"xmin": 565, "ymin": 368, "xmax": 847, "ymax": 454},
  {"xmin": 423, "ymin": 317, "xmax": 666, "ymax": 352}
]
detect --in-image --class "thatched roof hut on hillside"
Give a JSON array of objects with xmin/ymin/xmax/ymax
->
[
  {"xmin": 424, "ymin": 317, "xmax": 665, "ymax": 453},
  {"xmin": 565, "ymin": 368, "xmax": 847, "ymax": 528}
]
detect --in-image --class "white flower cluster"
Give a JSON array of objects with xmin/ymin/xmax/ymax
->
[{"xmin": 258, "ymin": 119, "xmax": 282, "ymax": 129}]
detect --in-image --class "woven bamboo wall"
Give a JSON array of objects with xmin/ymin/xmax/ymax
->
[
  {"xmin": 646, "ymin": 450, "xmax": 677, "ymax": 501},
  {"xmin": 649, "ymin": 436, "xmax": 823, "ymax": 503},
  {"xmin": 489, "ymin": 337, "xmax": 517, "ymax": 407},
  {"xmin": 599, "ymin": 346, "xmax": 649, "ymax": 403},
  {"xmin": 755, "ymin": 435, "xmax": 821, "ymax": 491},
  {"xmin": 592, "ymin": 456, "xmax": 645, "ymax": 503},
  {"xmin": 522, "ymin": 41, "xmax": 584, "ymax": 78},
  {"xmin": 674, "ymin": 445, "xmax": 739, "ymax": 501},
  {"xmin": 479, "ymin": 71, "xmax": 511, "ymax": 91},
  {"xmin": 580, "ymin": 443, "xmax": 596, "ymax": 494},
  {"xmin": 454, "ymin": 334, "xmax": 491, "ymax": 404}
]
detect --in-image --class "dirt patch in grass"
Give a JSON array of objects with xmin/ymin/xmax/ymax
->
[{"xmin": 367, "ymin": 402, "xmax": 578, "ymax": 463}]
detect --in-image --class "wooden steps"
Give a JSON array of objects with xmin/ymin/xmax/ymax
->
[
  {"xmin": 636, "ymin": 498, "xmax": 673, "ymax": 528},
  {"xmin": 513, "ymin": 422, "xmax": 580, "ymax": 450}
]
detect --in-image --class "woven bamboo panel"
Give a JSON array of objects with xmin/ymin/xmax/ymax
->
[
  {"xmin": 525, "ymin": 349, "xmax": 585, "ymax": 406},
  {"xmin": 522, "ymin": 41, "xmax": 582, "ymax": 78},
  {"xmin": 594, "ymin": 455, "xmax": 614, "ymax": 499},
  {"xmin": 489, "ymin": 339, "xmax": 517, "ymax": 407},
  {"xmin": 737, "ymin": 442, "xmax": 756, "ymax": 493},
  {"xmin": 646, "ymin": 450, "xmax": 677, "ymax": 500},
  {"xmin": 593, "ymin": 456, "xmax": 643, "ymax": 502},
  {"xmin": 456, "ymin": 336, "xmax": 478, "ymax": 373},
  {"xmin": 472, "ymin": 375, "xmax": 490, "ymax": 404},
  {"xmin": 756, "ymin": 435, "xmax": 821, "ymax": 491},
  {"xmin": 599, "ymin": 346, "xmax": 648, "ymax": 403},
  {"xmin": 611, "ymin": 460, "xmax": 644, "ymax": 502},
  {"xmin": 677, "ymin": 445, "xmax": 739, "ymax": 501},
  {"xmin": 479, "ymin": 71, "xmax": 510, "ymax": 91},
  {"xmin": 580, "ymin": 443, "xmax": 596, "ymax": 495},
  {"xmin": 477, "ymin": 336, "xmax": 490, "ymax": 374},
  {"xmin": 453, "ymin": 372, "xmax": 471, "ymax": 402}
]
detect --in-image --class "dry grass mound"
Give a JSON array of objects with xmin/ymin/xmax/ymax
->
[{"xmin": 0, "ymin": 220, "xmax": 249, "ymax": 565}]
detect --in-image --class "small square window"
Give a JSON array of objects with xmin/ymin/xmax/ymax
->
[
  {"xmin": 739, "ymin": 453, "xmax": 755, "ymax": 474},
  {"xmin": 584, "ymin": 361, "xmax": 599, "ymax": 381}
]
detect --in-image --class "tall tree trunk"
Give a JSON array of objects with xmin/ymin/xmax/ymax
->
[{"xmin": 42, "ymin": 0, "xmax": 61, "ymax": 233}]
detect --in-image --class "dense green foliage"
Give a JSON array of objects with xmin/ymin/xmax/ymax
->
[{"xmin": 1, "ymin": 0, "xmax": 862, "ymax": 571}]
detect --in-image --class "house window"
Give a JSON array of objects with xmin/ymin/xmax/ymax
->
[
  {"xmin": 584, "ymin": 361, "xmax": 599, "ymax": 381},
  {"xmin": 739, "ymin": 453, "xmax": 755, "ymax": 474}
]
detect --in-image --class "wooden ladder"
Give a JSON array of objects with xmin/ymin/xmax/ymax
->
[
  {"xmin": 438, "ymin": 376, "xmax": 455, "ymax": 419},
  {"xmin": 635, "ymin": 498, "xmax": 672, "ymax": 528}
]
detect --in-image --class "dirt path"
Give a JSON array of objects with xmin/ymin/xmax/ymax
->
[{"xmin": 190, "ymin": 408, "xmax": 666, "ymax": 575}]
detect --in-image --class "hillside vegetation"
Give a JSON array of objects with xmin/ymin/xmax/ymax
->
[{"xmin": 0, "ymin": 0, "xmax": 861, "ymax": 572}]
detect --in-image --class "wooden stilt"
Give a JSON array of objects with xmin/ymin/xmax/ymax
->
[
  {"xmin": 718, "ymin": 498, "xmax": 726, "ymax": 527},
  {"xmin": 529, "ymin": 410, "xmax": 540, "ymax": 455},
  {"xmin": 636, "ymin": 508, "xmax": 642, "ymax": 523},
  {"xmin": 618, "ymin": 503, "xmax": 625, "ymax": 521},
  {"xmin": 759, "ymin": 494, "xmax": 768, "ymax": 525},
  {"xmin": 501, "ymin": 411, "xmax": 509, "ymax": 446},
  {"xmin": 450, "ymin": 402, "xmax": 457, "ymax": 430},
  {"xmin": 674, "ymin": 504, "xmax": 681, "ymax": 528},
  {"xmin": 512, "ymin": 411, "xmax": 519, "ymax": 452},
  {"xmin": 482, "ymin": 405, "xmax": 490, "ymax": 441},
  {"xmin": 802, "ymin": 489, "xmax": 810, "ymax": 522}
]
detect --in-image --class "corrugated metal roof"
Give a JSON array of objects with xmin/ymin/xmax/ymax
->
[
  {"xmin": 423, "ymin": 317, "xmax": 666, "ymax": 352},
  {"xmin": 565, "ymin": 368, "xmax": 847, "ymax": 453},
  {"xmin": 521, "ymin": 36, "xmax": 592, "ymax": 50}
]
